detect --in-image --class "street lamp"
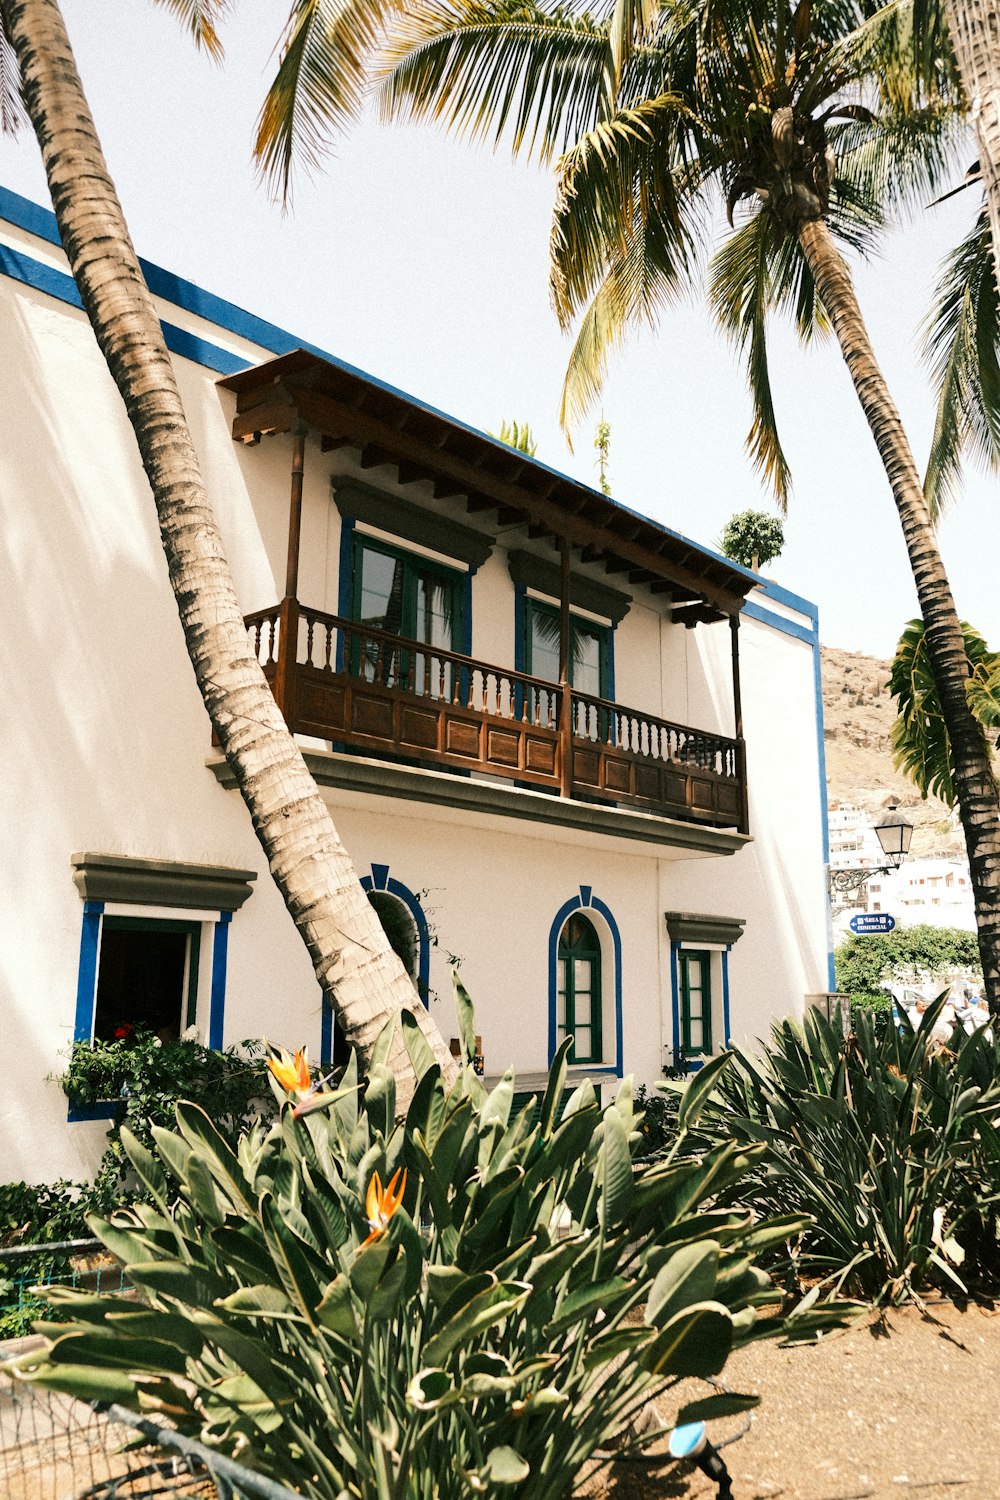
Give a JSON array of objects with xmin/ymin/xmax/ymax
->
[{"xmin": 829, "ymin": 803, "xmax": 914, "ymax": 899}]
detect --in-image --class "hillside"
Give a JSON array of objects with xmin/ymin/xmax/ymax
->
[{"xmin": 820, "ymin": 644, "xmax": 965, "ymax": 860}]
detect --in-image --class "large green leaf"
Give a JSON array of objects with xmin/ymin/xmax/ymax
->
[
  {"xmin": 678, "ymin": 1052, "xmax": 735, "ymax": 1133},
  {"xmin": 422, "ymin": 1283, "xmax": 529, "ymax": 1366},
  {"xmin": 600, "ymin": 1104, "xmax": 634, "ymax": 1228},
  {"xmin": 638, "ymin": 1300, "xmax": 734, "ymax": 1376},
  {"xmin": 645, "ymin": 1240, "xmax": 720, "ymax": 1327},
  {"xmin": 175, "ymin": 1101, "xmax": 256, "ymax": 1216}
]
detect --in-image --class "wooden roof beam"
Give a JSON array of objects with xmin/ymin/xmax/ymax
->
[{"xmin": 283, "ymin": 384, "xmax": 741, "ymax": 612}]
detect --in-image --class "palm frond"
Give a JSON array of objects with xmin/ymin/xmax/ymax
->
[
  {"xmin": 608, "ymin": 0, "xmax": 661, "ymax": 90},
  {"xmin": 922, "ymin": 209, "xmax": 1000, "ymax": 518},
  {"xmin": 558, "ymin": 191, "xmax": 695, "ymax": 437},
  {"xmin": 549, "ymin": 92, "xmax": 694, "ymax": 324},
  {"xmin": 709, "ymin": 211, "xmax": 793, "ymax": 509},
  {"xmin": 835, "ymin": 104, "xmax": 968, "ymax": 222},
  {"xmin": 375, "ymin": 1, "xmax": 609, "ymax": 162},
  {"xmin": 0, "ymin": 16, "xmax": 25, "ymax": 136},
  {"xmin": 149, "ymin": 0, "xmax": 229, "ymax": 59},
  {"xmin": 889, "ymin": 616, "xmax": 1000, "ymax": 802},
  {"xmin": 256, "ymin": 0, "xmax": 404, "ymax": 204}
]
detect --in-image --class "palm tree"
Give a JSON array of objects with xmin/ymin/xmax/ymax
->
[
  {"xmin": 0, "ymin": 0, "xmax": 456, "ymax": 1086},
  {"xmin": 364, "ymin": 0, "xmax": 1000, "ymax": 1007}
]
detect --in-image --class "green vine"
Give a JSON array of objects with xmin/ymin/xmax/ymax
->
[{"xmin": 58, "ymin": 1032, "xmax": 274, "ymax": 1197}]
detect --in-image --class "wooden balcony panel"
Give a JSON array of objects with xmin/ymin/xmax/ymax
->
[
  {"xmin": 243, "ymin": 605, "xmax": 747, "ymax": 832},
  {"xmin": 570, "ymin": 691, "xmax": 744, "ymax": 826}
]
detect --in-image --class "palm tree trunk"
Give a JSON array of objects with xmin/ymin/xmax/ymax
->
[
  {"xmin": 797, "ymin": 215, "xmax": 1000, "ymax": 1011},
  {"xmin": 941, "ymin": 0, "xmax": 1000, "ymax": 298},
  {"xmin": 2, "ymin": 0, "xmax": 457, "ymax": 1090}
]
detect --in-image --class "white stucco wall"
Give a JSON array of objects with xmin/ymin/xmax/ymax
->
[{"xmin": 1, "ymin": 199, "xmax": 830, "ymax": 1186}]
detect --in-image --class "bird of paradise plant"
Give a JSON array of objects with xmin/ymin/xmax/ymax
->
[{"xmin": 8, "ymin": 982, "xmax": 851, "ymax": 1499}]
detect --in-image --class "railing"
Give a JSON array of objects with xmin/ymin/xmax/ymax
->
[{"xmin": 243, "ymin": 602, "xmax": 747, "ymax": 831}]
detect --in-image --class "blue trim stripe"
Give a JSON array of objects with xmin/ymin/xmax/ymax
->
[
  {"xmin": 335, "ymin": 516, "xmax": 355, "ymax": 675},
  {"xmin": 758, "ymin": 577, "xmax": 819, "ymax": 622},
  {"xmin": 208, "ymin": 911, "xmax": 232, "ymax": 1050},
  {"xmin": 321, "ymin": 1000, "xmax": 334, "ymax": 1071},
  {"xmin": 741, "ymin": 598, "xmax": 818, "ymax": 646},
  {"xmin": 73, "ymin": 901, "xmax": 104, "ymax": 1045},
  {"xmin": 669, "ymin": 941, "xmax": 681, "ymax": 1069},
  {"xmin": 361, "ymin": 866, "xmax": 432, "ymax": 1009},
  {"xmin": 69, "ymin": 901, "xmax": 118, "ymax": 1123},
  {"xmin": 0, "ymin": 241, "xmax": 245, "ymax": 375},
  {"xmin": 722, "ymin": 946, "xmax": 732, "ymax": 1046}
]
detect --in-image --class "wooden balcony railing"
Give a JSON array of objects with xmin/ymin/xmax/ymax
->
[{"xmin": 244, "ymin": 601, "xmax": 748, "ymax": 832}]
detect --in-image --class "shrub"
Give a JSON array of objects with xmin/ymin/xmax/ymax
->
[
  {"xmin": 11, "ymin": 1013, "xmax": 843, "ymax": 1498},
  {"xmin": 0, "ymin": 1037, "xmax": 272, "ymax": 1339},
  {"xmin": 59, "ymin": 1032, "xmax": 273, "ymax": 1196},
  {"xmin": 691, "ymin": 1005, "xmax": 1000, "ymax": 1303},
  {"xmin": 634, "ymin": 1082, "xmax": 679, "ymax": 1157},
  {"xmin": 835, "ymin": 925, "xmax": 983, "ymax": 999},
  {"xmin": 849, "ymin": 991, "xmax": 895, "ymax": 1045}
]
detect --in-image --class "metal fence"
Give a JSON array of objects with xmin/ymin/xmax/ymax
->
[
  {"xmin": 0, "ymin": 1380, "xmax": 305, "ymax": 1500},
  {"xmin": 0, "ymin": 1240, "xmax": 128, "ymax": 1340}
]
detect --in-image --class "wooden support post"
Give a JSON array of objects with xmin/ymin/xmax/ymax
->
[
  {"xmin": 558, "ymin": 538, "xmax": 573, "ymax": 797},
  {"xmin": 729, "ymin": 613, "xmax": 743, "ymax": 738},
  {"xmin": 274, "ymin": 427, "xmax": 306, "ymax": 730},
  {"xmin": 273, "ymin": 596, "xmax": 300, "ymax": 729},
  {"xmin": 285, "ymin": 427, "xmax": 306, "ymax": 600}
]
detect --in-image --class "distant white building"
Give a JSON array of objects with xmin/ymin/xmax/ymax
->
[{"xmin": 866, "ymin": 859, "xmax": 976, "ymax": 934}]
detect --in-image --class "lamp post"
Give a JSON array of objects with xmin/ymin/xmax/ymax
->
[{"xmin": 828, "ymin": 804, "xmax": 914, "ymax": 900}]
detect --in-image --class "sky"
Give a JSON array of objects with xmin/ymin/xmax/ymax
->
[{"xmin": 0, "ymin": 0, "xmax": 995, "ymax": 659}]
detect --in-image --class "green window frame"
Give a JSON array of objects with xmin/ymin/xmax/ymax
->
[
  {"xmin": 679, "ymin": 950, "xmax": 712, "ymax": 1056},
  {"xmin": 351, "ymin": 534, "xmax": 463, "ymax": 650},
  {"xmin": 557, "ymin": 914, "xmax": 603, "ymax": 1064},
  {"xmin": 523, "ymin": 598, "xmax": 610, "ymax": 697},
  {"xmin": 92, "ymin": 916, "xmax": 201, "ymax": 1043}
]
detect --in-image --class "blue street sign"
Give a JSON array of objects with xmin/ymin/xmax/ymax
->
[{"xmin": 849, "ymin": 913, "xmax": 896, "ymax": 935}]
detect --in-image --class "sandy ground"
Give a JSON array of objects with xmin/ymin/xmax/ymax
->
[
  {"xmin": 7, "ymin": 1306, "xmax": 1000, "ymax": 1499},
  {"xmin": 585, "ymin": 1302, "xmax": 1000, "ymax": 1500}
]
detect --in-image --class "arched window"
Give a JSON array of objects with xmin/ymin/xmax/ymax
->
[
  {"xmin": 367, "ymin": 891, "xmax": 418, "ymax": 983},
  {"xmin": 557, "ymin": 914, "xmax": 602, "ymax": 1063}
]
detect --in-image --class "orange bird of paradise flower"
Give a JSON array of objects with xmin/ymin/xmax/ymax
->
[
  {"xmin": 362, "ymin": 1168, "xmax": 407, "ymax": 1247},
  {"xmin": 267, "ymin": 1046, "xmax": 343, "ymax": 1117}
]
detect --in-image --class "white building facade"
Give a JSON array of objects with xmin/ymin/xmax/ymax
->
[{"xmin": 0, "ymin": 184, "xmax": 833, "ymax": 1185}]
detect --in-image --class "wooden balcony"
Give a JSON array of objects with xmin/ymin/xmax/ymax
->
[{"xmin": 246, "ymin": 601, "xmax": 749, "ymax": 834}]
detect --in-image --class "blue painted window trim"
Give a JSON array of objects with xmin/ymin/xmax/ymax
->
[
  {"xmin": 68, "ymin": 903, "xmax": 233, "ymax": 1122},
  {"xmin": 722, "ymin": 945, "xmax": 732, "ymax": 1047},
  {"xmin": 329, "ymin": 864, "xmax": 431, "ymax": 1069},
  {"xmin": 547, "ymin": 887, "xmax": 623, "ymax": 1076},
  {"xmin": 209, "ymin": 912, "xmax": 232, "ymax": 1050},
  {"xmin": 668, "ymin": 941, "xmax": 681, "ymax": 1071}
]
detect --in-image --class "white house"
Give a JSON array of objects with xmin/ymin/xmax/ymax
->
[{"xmin": 0, "ymin": 183, "xmax": 833, "ymax": 1185}]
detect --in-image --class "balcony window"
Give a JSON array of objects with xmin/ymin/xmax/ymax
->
[{"xmin": 352, "ymin": 534, "xmax": 463, "ymax": 693}]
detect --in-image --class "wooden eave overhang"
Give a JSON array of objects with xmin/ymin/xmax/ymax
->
[{"xmin": 217, "ymin": 349, "xmax": 755, "ymax": 615}]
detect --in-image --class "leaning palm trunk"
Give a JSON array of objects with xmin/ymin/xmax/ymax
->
[
  {"xmin": 942, "ymin": 0, "xmax": 1000, "ymax": 299},
  {"xmin": 797, "ymin": 215, "xmax": 1000, "ymax": 1009},
  {"xmin": 2, "ymin": 0, "xmax": 456, "ymax": 1090}
]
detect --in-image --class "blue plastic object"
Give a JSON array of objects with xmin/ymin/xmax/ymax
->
[{"xmin": 669, "ymin": 1421, "xmax": 707, "ymax": 1459}]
